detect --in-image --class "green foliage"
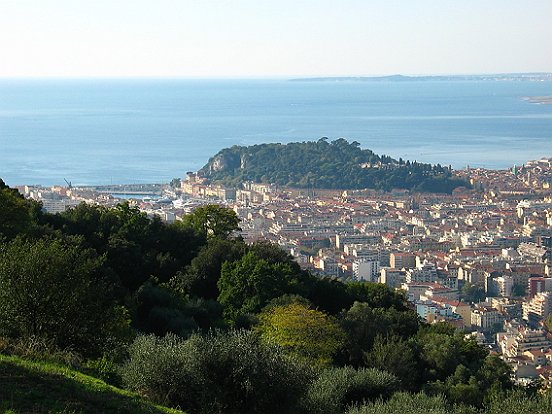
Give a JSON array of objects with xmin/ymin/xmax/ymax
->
[
  {"xmin": 264, "ymin": 293, "xmax": 313, "ymax": 309},
  {"xmin": 217, "ymin": 251, "xmax": 300, "ymax": 324},
  {"xmin": 0, "ymin": 335, "xmax": 82, "ymax": 368},
  {"xmin": 0, "ymin": 180, "xmax": 41, "ymax": 239},
  {"xmin": 461, "ymin": 283, "xmax": 486, "ymax": 303},
  {"xmin": 364, "ymin": 336, "xmax": 420, "ymax": 390},
  {"xmin": 304, "ymin": 276, "xmax": 354, "ymax": 315},
  {"xmin": 44, "ymin": 202, "xmax": 202, "ymax": 291},
  {"xmin": 416, "ymin": 326, "xmax": 488, "ymax": 383},
  {"xmin": 122, "ymin": 331, "xmax": 313, "ymax": 414},
  {"xmin": 200, "ymin": 139, "xmax": 469, "ymax": 193},
  {"xmin": 171, "ymin": 238, "xmax": 246, "ymax": 299},
  {"xmin": 512, "ymin": 283, "xmax": 526, "ymax": 297},
  {"xmin": 169, "ymin": 178, "xmax": 181, "ymax": 188},
  {"xmin": 83, "ymin": 355, "xmax": 123, "ymax": 387},
  {"xmin": 182, "ymin": 204, "xmax": 240, "ymax": 240},
  {"xmin": 0, "ymin": 237, "xmax": 130, "ymax": 357},
  {"xmin": 346, "ymin": 392, "xmax": 477, "ymax": 414},
  {"xmin": 303, "ymin": 366, "xmax": 400, "ymax": 414},
  {"xmin": 346, "ymin": 282, "xmax": 409, "ymax": 311},
  {"xmin": 348, "ymin": 391, "xmax": 552, "ymax": 414},
  {"xmin": 339, "ymin": 302, "xmax": 420, "ymax": 366},
  {"xmin": 427, "ymin": 354, "xmax": 514, "ymax": 407},
  {"xmin": 545, "ymin": 313, "xmax": 552, "ymax": 332},
  {"xmin": 120, "ymin": 334, "xmax": 195, "ymax": 407},
  {"xmin": 136, "ymin": 281, "xmax": 224, "ymax": 337},
  {"xmin": 256, "ymin": 303, "xmax": 346, "ymax": 366},
  {"xmin": 0, "ymin": 354, "xmax": 182, "ymax": 414},
  {"xmin": 485, "ymin": 390, "xmax": 552, "ymax": 414}
]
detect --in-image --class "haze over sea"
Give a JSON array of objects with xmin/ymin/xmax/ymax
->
[{"xmin": 1, "ymin": 79, "xmax": 551, "ymax": 186}]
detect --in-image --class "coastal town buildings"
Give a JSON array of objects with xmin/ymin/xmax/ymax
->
[{"xmin": 20, "ymin": 156, "xmax": 552, "ymax": 388}]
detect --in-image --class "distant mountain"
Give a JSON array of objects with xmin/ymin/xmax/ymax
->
[
  {"xmin": 199, "ymin": 138, "xmax": 470, "ymax": 193},
  {"xmin": 290, "ymin": 73, "xmax": 552, "ymax": 82}
]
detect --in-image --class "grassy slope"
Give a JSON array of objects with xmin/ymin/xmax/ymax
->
[{"xmin": 0, "ymin": 355, "xmax": 184, "ymax": 414}]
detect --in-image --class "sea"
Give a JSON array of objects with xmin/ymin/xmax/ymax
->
[{"xmin": 1, "ymin": 79, "xmax": 551, "ymax": 186}]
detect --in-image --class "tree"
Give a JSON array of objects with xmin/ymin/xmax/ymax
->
[
  {"xmin": 346, "ymin": 282, "xmax": 408, "ymax": 310},
  {"xmin": 183, "ymin": 204, "xmax": 240, "ymax": 240},
  {"xmin": 0, "ymin": 180, "xmax": 41, "ymax": 239},
  {"xmin": 135, "ymin": 281, "xmax": 225, "ymax": 337},
  {"xmin": 364, "ymin": 336, "xmax": 420, "ymax": 390},
  {"xmin": 416, "ymin": 325, "xmax": 488, "ymax": 383},
  {"xmin": 461, "ymin": 282, "xmax": 486, "ymax": 303},
  {"xmin": 217, "ymin": 251, "xmax": 299, "ymax": 324},
  {"xmin": 169, "ymin": 177, "xmax": 181, "ymax": 188},
  {"xmin": 44, "ymin": 202, "xmax": 203, "ymax": 292},
  {"xmin": 256, "ymin": 303, "xmax": 346, "ymax": 366},
  {"xmin": 0, "ymin": 237, "xmax": 128, "ymax": 356},
  {"xmin": 171, "ymin": 238, "xmax": 246, "ymax": 299},
  {"xmin": 339, "ymin": 302, "xmax": 420, "ymax": 366}
]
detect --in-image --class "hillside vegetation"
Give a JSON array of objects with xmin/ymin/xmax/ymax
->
[
  {"xmin": 0, "ymin": 354, "xmax": 183, "ymax": 414},
  {"xmin": 1, "ymin": 178, "xmax": 550, "ymax": 413},
  {"xmin": 200, "ymin": 138, "xmax": 469, "ymax": 193}
]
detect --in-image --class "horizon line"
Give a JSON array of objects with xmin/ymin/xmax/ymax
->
[{"xmin": 1, "ymin": 71, "xmax": 552, "ymax": 81}]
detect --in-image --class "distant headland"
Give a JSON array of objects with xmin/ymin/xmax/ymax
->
[
  {"xmin": 290, "ymin": 73, "xmax": 552, "ymax": 82},
  {"xmin": 523, "ymin": 95, "xmax": 552, "ymax": 105},
  {"xmin": 199, "ymin": 138, "xmax": 470, "ymax": 194}
]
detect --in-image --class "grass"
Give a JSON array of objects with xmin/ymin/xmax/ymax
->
[{"xmin": 0, "ymin": 354, "xmax": 185, "ymax": 414}]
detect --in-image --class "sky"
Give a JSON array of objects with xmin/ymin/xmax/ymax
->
[{"xmin": 1, "ymin": 0, "xmax": 551, "ymax": 78}]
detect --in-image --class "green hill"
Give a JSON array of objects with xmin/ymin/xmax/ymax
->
[
  {"xmin": 0, "ymin": 355, "xmax": 184, "ymax": 414},
  {"xmin": 199, "ymin": 138, "xmax": 469, "ymax": 193}
]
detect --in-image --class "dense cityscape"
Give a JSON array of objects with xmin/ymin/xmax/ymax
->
[{"xmin": 18, "ymin": 156, "xmax": 552, "ymax": 390}]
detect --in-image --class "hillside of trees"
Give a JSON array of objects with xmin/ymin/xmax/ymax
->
[
  {"xmin": 0, "ymin": 178, "xmax": 549, "ymax": 413},
  {"xmin": 200, "ymin": 138, "xmax": 469, "ymax": 193}
]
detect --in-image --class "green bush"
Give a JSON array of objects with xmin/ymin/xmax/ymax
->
[
  {"xmin": 83, "ymin": 355, "xmax": 122, "ymax": 387},
  {"xmin": 304, "ymin": 366, "xmax": 400, "ymax": 414},
  {"xmin": 122, "ymin": 330, "xmax": 313, "ymax": 414},
  {"xmin": 485, "ymin": 390, "xmax": 552, "ymax": 414},
  {"xmin": 0, "ymin": 335, "xmax": 81, "ymax": 367},
  {"xmin": 346, "ymin": 390, "xmax": 552, "ymax": 414},
  {"xmin": 120, "ymin": 334, "xmax": 194, "ymax": 407},
  {"xmin": 346, "ymin": 392, "xmax": 478, "ymax": 414}
]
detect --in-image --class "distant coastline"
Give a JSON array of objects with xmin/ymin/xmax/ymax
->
[
  {"xmin": 290, "ymin": 73, "xmax": 552, "ymax": 82},
  {"xmin": 523, "ymin": 95, "xmax": 552, "ymax": 105}
]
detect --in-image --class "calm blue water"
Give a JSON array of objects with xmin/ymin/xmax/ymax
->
[{"xmin": 1, "ymin": 79, "xmax": 551, "ymax": 186}]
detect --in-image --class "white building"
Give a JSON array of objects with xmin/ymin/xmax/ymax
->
[{"xmin": 353, "ymin": 259, "xmax": 380, "ymax": 282}]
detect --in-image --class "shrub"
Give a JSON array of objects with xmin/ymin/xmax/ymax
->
[
  {"xmin": 122, "ymin": 330, "xmax": 313, "ymax": 414},
  {"xmin": 0, "ymin": 335, "xmax": 82, "ymax": 367},
  {"xmin": 120, "ymin": 334, "xmax": 194, "ymax": 406},
  {"xmin": 304, "ymin": 366, "xmax": 399, "ymax": 414},
  {"xmin": 346, "ymin": 392, "xmax": 478, "ymax": 414}
]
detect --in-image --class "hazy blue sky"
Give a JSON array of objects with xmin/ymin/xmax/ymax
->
[{"xmin": 1, "ymin": 0, "xmax": 551, "ymax": 78}]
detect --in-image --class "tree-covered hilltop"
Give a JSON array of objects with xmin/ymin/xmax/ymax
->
[{"xmin": 199, "ymin": 138, "xmax": 469, "ymax": 193}]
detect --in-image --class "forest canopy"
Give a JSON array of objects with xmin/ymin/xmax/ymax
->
[{"xmin": 199, "ymin": 138, "xmax": 469, "ymax": 193}]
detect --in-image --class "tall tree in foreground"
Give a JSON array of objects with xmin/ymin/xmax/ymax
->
[
  {"xmin": 0, "ymin": 179, "xmax": 41, "ymax": 239},
  {"xmin": 256, "ymin": 302, "xmax": 346, "ymax": 367},
  {"xmin": 183, "ymin": 204, "xmax": 240, "ymax": 240},
  {"xmin": 0, "ymin": 237, "xmax": 130, "ymax": 356},
  {"xmin": 217, "ymin": 251, "xmax": 299, "ymax": 324}
]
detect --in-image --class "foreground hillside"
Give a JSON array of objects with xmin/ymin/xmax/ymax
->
[
  {"xmin": 0, "ymin": 355, "xmax": 184, "ymax": 414},
  {"xmin": 200, "ymin": 138, "xmax": 469, "ymax": 193}
]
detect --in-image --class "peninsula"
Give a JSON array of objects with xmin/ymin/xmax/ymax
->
[{"xmin": 199, "ymin": 138, "xmax": 469, "ymax": 194}]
